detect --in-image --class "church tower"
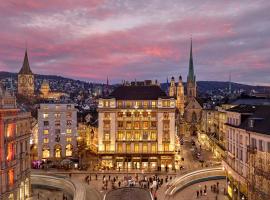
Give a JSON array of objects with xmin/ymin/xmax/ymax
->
[
  {"xmin": 176, "ymin": 75, "xmax": 185, "ymax": 115},
  {"xmin": 18, "ymin": 50, "xmax": 34, "ymax": 96},
  {"xmin": 169, "ymin": 76, "xmax": 176, "ymax": 97},
  {"xmin": 186, "ymin": 38, "xmax": 196, "ymax": 100}
]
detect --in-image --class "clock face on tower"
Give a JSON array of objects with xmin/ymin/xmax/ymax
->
[{"xmin": 21, "ymin": 77, "xmax": 26, "ymax": 86}]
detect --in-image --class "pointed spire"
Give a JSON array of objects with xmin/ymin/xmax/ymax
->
[
  {"xmin": 188, "ymin": 37, "xmax": 195, "ymax": 82},
  {"xmin": 19, "ymin": 49, "xmax": 33, "ymax": 75},
  {"xmin": 106, "ymin": 76, "xmax": 109, "ymax": 86}
]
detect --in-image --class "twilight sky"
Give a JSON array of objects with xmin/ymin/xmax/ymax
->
[{"xmin": 1, "ymin": 0, "xmax": 270, "ymax": 85}]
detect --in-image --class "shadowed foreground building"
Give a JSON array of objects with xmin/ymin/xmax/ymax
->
[
  {"xmin": 98, "ymin": 81, "xmax": 176, "ymax": 171},
  {"xmin": 223, "ymin": 105, "xmax": 270, "ymax": 200},
  {"xmin": 0, "ymin": 86, "xmax": 32, "ymax": 200}
]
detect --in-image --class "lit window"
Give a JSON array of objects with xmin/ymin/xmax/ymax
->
[
  {"xmin": 126, "ymin": 144, "xmax": 131, "ymax": 153},
  {"xmin": 104, "ymin": 113, "xmax": 110, "ymax": 118},
  {"xmin": 66, "ymin": 112, "xmax": 72, "ymax": 118},
  {"xmin": 126, "ymin": 121, "xmax": 132, "ymax": 129},
  {"xmin": 66, "ymin": 129, "xmax": 72, "ymax": 134},
  {"xmin": 143, "ymin": 144, "xmax": 148, "ymax": 153},
  {"xmin": 55, "ymin": 113, "xmax": 61, "ymax": 118},
  {"xmin": 43, "ymin": 129, "xmax": 49, "ymax": 134},
  {"xmin": 151, "ymin": 101, "xmax": 156, "ymax": 108},
  {"xmin": 117, "ymin": 112, "xmax": 123, "ymax": 117},
  {"xmin": 43, "ymin": 113, "xmax": 49, "ymax": 119},
  {"xmin": 67, "ymin": 104, "xmax": 72, "ymax": 109},
  {"xmin": 66, "ymin": 144, "xmax": 73, "ymax": 157},
  {"xmin": 143, "ymin": 122, "xmax": 149, "ymax": 129},
  {"xmin": 117, "ymin": 144, "xmax": 123, "ymax": 153},
  {"xmin": 54, "ymin": 145, "xmax": 62, "ymax": 158},
  {"xmin": 134, "ymin": 122, "xmax": 140, "ymax": 129},
  {"xmin": 117, "ymin": 131, "xmax": 124, "ymax": 140},
  {"xmin": 43, "ymin": 138, "xmax": 49, "ymax": 143},
  {"xmin": 163, "ymin": 144, "xmax": 169, "ymax": 152},
  {"xmin": 151, "ymin": 144, "xmax": 157, "ymax": 153},
  {"xmin": 8, "ymin": 169, "xmax": 14, "ymax": 186},
  {"xmin": 126, "ymin": 131, "xmax": 132, "ymax": 140},
  {"xmin": 134, "ymin": 143, "xmax": 139, "ymax": 153},
  {"xmin": 134, "ymin": 131, "xmax": 140, "ymax": 140},
  {"xmin": 151, "ymin": 132, "xmax": 157, "ymax": 140},
  {"xmin": 104, "ymin": 133, "xmax": 110, "ymax": 140},
  {"xmin": 42, "ymin": 148, "xmax": 50, "ymax": 158},
  {"xmin": 66, "ymin": 137, "xmax": 72, "ymax": 142}
]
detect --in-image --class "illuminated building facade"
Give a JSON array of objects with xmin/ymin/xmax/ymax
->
[
  {"xmin": 223, "ymin": 105, "xmax": 270, "ymax": 200},
  {"xmin": 17, "ymin": 50, "xmax": 34, "ymax": 96},
  {"xmin": 37, "ymin": 103, "xmax": 77, "ymax": 160},
  {"xmin": 0, "ymin": 85, "xmax": 32, "ymax": 200},
  {"xmin": 39, "ymin": 80, "xmax": 68, "ymax": 100},
  {"xmin": 98, "ymin": 82, "xmax": 176, "ymax": 171}
]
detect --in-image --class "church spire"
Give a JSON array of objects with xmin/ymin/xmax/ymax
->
[
  {"xmin": 19, "ymin": 49, "xmax": 33, "ymax": 75},
  {"xmin": 187, "ymin": 37, "xmax": 195, "ymax": 82}
]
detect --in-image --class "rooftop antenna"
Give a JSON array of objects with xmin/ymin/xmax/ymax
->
[{"xmin": 229, "ymin": 71, "xmax": 232, "ymax": 94}]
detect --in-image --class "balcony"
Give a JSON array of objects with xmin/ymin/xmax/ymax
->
[{"xmin": 247, "ymin": 145, "xmax": 257, "ymax": 154}]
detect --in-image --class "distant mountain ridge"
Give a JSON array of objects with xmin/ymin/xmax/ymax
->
[{"xmin": 1, "ymin": 71, "xmax": 269, "ymax": 93}]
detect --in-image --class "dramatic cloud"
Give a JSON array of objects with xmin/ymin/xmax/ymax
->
[{"xmin": 0, "ymin": 0, "xmax": 270, "ymax": 85}]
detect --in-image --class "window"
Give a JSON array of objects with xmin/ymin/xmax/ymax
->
[
  {"xmin": 105, "ymin": 143, "xmax": 110, "ymax": 151},
  {"xmin": 66, "ymin": 129, "xmax": 72, "ymax": 134},
  {"xmin": 55, "ymin": 129, "xmax": 61, "ymax": 135},
  {"xmin": 66, "ymin": 144, "xmax": 73, "ymax": 157},
  {"xmin": 163, "ymin": 112, "xmax": 169, "ymax": 119},
  {"xmin": 54, "ymin": 145, "xmax": 62, "ymax": 158},
  {"xmin": 55, "ymin": 120, "xmax": 60, "ymax": 126},
  {"xmin": 43, "ymin": 113, "xmax": 48, "ymax": 119},
  {"xmin": 104, "ymin": 113, "xmax": 110, "ymax": 118},
  {"xmin": 67, "ymin": 120, "xmax": 72, "ymax": 126},
  {"xmin": 67, "ymin": 104, "xmax": 72, "ymax": 109},
  {"xmin": 55, "ymin": 113, "xmax": 61, "ymax": 118},
  {"xmin": 104, "ymin": 121, "xmax": 110, "ymax": 129},
  {"xmin": 134, "ymin": 131, "xmax": 140, "ymax": 140},
  {"xmin": 117, "ymin": 112, "xmax": 123, "ymax": 117},
  {"xmin": 134, "ymin": 122, "xmax": 140, "ymax": 129},
  {"xmin": 143, "ymin": 122, "xmax": 149, "ymax": 129},
  {"xmin": 118, "ymin": 101, "xmax": 123, "ymax": 108},
  {"xmin": 162, "ymin": 100, "xmax": 169, "ymax": 107},
  {"xmin": 126, "ymin": 112, "xmax": 132, "ymax": 117},
  {"xmin": 259, "ymin": 140, "xmax": 263, "ymax": 151},
  {"xmin": 150, "ymin": 132, "xmax": 157, "ymax": 140},
  {"xmin": 143, "ymin": 101, "xmax": 148, "ymax": 108},
  {"xmin": 163, "ymin": 144, "xmax": 169, "ymax": 152},
  {"xmin": 104, "ymin": 133, "xmax": 110, "ymax": 140},
  {"xmin": 44, "ymin": 121, "xmax": 49, "ymax": 126},
  {"xmin": 251, "ymin": 138, "xmax": 257, "ymax": 148},
  {"xmin": 66, "ymin": 137, "xmax": 72, "ymax": 143},
  {"xmin": 8, "ymin": 169, "xmax": 14, "ymax": 186},
  {"xmin": 142, "ymin": 132, "xmax": 148, "ymax": 140},
  {"xmin": 151, "ymin": 144, "xmax": 157, "ymax": 153},
  {"xmin": 142, "ymin": 112, "xmax": 148, "ymax": 117},
  {"xmin": 151, "ymin": 112, "xmax": 156, "ymax": 118},
  {"xmin": 117, "ymin": 131, "xmax": 124, "ymax": 140},
  {"xmin": 126, "ymin": 101, "xmax": 132, "ymax": 108},
  {"xmin": 134, "ymin": 143, "xmax": 139, "ymax": 153},
  {"xmin": 66, "ymin": 112, "xmax": 72, "ymax": 118},
  {"xmin": 43, "ymin": 138, "xmax": 49, "ymax": 143},
  {"xmin": 151, "ymin": 122, "xmax": 157, "ymax": 128},
  {"xmin": 126, "ymin": 144, "xmax": 131, "ymax": 153},
  {"xmin": 43, "ymin": 129, "xmax": 49, "ymax": 135},
  {"xmin": 163, "ymin": 122, "xmax": 169, "ymax": 130},
  {"xmin": 118, "ymin": 121, "xmax": 124, "ymax": 128},
  {"xmin": 143, "ymin": 144, "xmax": 148, "ymax": 153},
  {"xmin": 134, "ymin": 112, "xmax": 140, "ymax": 117},
  {"xmin": 126, "ymin": 121, "xmax": 132, "ymax": 129},
  {"xmin": 151, "ymin": 101, "xmax": 156, "ymax": 108},
  {"xmin": 117, "ymin": 143, "xmax": 123, "ymax": 153},
  {"xmin": 267, "ymin": 142, "xmax": 270, "ymax": 153},
  {"xmin": 126, "ymin": 131, "xmax": 132, "ymax": 140},
  {"xmin": 42, "ymin": 147, "xmax": 50, "ymax": 158}
]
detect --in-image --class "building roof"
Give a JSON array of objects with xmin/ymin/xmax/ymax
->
[
  {"xmin": 230, "ymin": 98, "xmax": 270, "ymax": 106},
  {"xmin": 19, "ymin": 50, "xmax": 33, "ymax": 75},
  {"xmin": 226, "ymin": 104, "xmax": 257, "ymax": 113},
  {"xmin": 108, "ymin": 85, "xmax": 167, "ymax": 100},
  {"xmin": 239, "ymin": 105, "xmax": 270, "ymax": 135}
]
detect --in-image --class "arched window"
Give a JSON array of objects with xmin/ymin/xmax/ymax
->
[
  {"xmin": 8, "ymin": 194, "xmax": 14, "ymax": 200},
  {"xmin": 192, "ymin": 112, "xmax": 197, "ymax": 123},
  {"xmin": 42, "ymin": 146, "xmax": 50, "ymax": 158},
  {"xmin": 54, "ymin": 145, "xmax": 62, "ymax": 158},
  {"xmin": 66, "ymin": 144, "xmax": 73, "ymax": 157}
]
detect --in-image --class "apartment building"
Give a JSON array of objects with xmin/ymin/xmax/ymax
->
[
  {"xmin": 98, "ymin": 82, "xmax": 176, "ymax": 171},
  {"xmin": 223, "ymin": 105, "xmax": 270, "ymax": 200},
  {"xmin": 37, "ymin": 103, "xmax": 77, "ymax": 160},
  {"xmin": 0, "ymin": 86, "xmax": 32, "ymax": 200}
]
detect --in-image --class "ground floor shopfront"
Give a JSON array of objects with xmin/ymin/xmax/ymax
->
[{"xmin": 99, "ymin": 153, "xmax": 175, "ymax": 171}]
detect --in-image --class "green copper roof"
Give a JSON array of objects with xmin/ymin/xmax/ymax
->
[{"xmin": 187, "ymin": 38, "xmax": 195, "ymax": 82}]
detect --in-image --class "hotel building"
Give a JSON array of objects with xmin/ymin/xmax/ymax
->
[
  {"xmin": 37, "ymin": 103, "xmax": 77, "ymax": 160},
  {"xmin": 0, "ymin": 86, "xmax": 32, "ymax": 200},
  {"xmin": 98, "ymin": 81, "xmax": 176, "ymax": 171},
  {"xmin": 223, "ymin": 105, "xmax": 270, "ymax": 200}
]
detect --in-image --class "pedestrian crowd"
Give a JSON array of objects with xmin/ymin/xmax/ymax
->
[{"xmin": 196, "ymin": 181, "xmax": 222, "ymax": 199}]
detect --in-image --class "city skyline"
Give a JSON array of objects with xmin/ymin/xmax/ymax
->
[{"xmin": 0, "ymin": 0, "xmax": 270, "ymax": 85}]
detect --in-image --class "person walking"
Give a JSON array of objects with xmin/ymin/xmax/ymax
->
[{"xmin": 196, "ymin": 190, "xmax": 199, "ymax": 198}]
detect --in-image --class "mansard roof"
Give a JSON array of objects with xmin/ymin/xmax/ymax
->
[{"xmin": 108, "ymin": 85, "xmax": 167, "ymax": 100}]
